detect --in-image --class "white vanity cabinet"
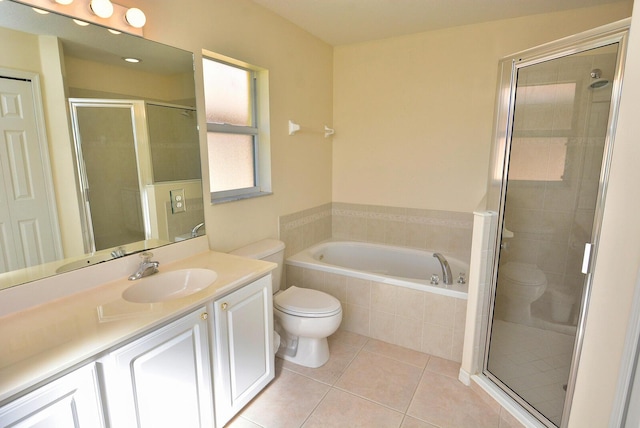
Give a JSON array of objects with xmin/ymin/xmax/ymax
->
[
  {"xmin": 99, "ymin": 307, "xmax": 214, "ymax": 428},
  {"xmin": 211, "ymin": 274, "xmax": 274, "ymax": 427},
  {"xmin": 0, "ymin": 363, "xmax": 104, "ymax": 427}
]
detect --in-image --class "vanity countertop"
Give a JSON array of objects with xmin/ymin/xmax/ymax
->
[{"xmin": 0, "ymin": 250, "xmax": 275, "ymax": 404}]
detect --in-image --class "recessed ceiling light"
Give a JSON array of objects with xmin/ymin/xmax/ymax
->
[
  {"xmin": 32, "ymin": 8, "xmax": 49, "ymax": 14},
  {"xmin": 123, "ymin": 57, "xmax": 141, "ymax": 63},
  {"xmin": 108, "ymin": 29, "xmax": 121, "ymax": 35},
  {"xmin": 54, "ymin": 0, "xmax": 74, "ymax": 5},
  {"xmin": 73, "ymin": 19, "xmax": 90, "ymax": 26}
]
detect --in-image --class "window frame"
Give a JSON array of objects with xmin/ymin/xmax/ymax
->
[{"xmin": 203, "ymin": 56, "xmax": 271, "ymax": 203}]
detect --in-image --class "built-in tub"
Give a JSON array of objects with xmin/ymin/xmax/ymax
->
[{"xmin": 286, "ymin": 241, "xmax": 468, "ymax": 299}]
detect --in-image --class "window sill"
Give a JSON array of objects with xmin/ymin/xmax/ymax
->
[{"xmin": 211, "ymin": 191, "xmax": 273, "ymax": 205}]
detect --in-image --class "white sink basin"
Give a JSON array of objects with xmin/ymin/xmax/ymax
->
[{"xmin": 122, "ymin": 268, "xmax": 218, "ymax": 303}]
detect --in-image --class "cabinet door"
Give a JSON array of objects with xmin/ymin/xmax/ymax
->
[
  {"xmin": 100, "ymin": 308, "xmax": 213, "ymax": 428},
  {"xmin": 0, "ymin": 363, "xmax": 104, "ymax": 428},
  {"xmin": 212, "ymin": 275, "xmax": 274, "ymax": 427}
]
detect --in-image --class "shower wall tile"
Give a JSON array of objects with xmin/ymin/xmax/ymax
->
[{"xmin": 287, "ymin": 265, "xmax": 466, "ymax": 363}]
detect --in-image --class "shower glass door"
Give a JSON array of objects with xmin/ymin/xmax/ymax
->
[
  {"xmin": 485, "ymin": 37, "xmax": 625, "ymax": 427},
  {"xmin": 70, "ymin": 101, "xmax": 148, "ymax": 252}
]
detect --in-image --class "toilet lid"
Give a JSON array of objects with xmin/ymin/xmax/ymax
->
[
  {"xmin": 274, "ymin": 286, "xmax": 342, "ymax": 318},
  {"xmin": 500, "ymin": 262, "xmax": 546, "ymax": 286}
]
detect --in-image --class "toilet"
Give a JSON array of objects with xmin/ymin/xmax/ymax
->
[
  {"xmin": 230, "ymin": 239, "xmax": 342, "ymax": 368},
  {"xmin": 495, "ymin": 261, "xmax": 547, "ymax": 325}
]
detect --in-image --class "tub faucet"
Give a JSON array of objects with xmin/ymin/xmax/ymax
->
[
  {"xmin": 128, "ymin": 252, "xmax": 159, "ymax": 281},
  {"xmin": 433, "ymin": 253, "xmax": 452, "ymax": 285},
  {"xmin": 191, "ymin": 222, "xmax": 205, "ymax": 238}
]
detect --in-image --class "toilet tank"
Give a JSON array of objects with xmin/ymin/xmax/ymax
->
[{"xmin": 229, "ymin": 239, "xmax": 285, "ymax": 292}]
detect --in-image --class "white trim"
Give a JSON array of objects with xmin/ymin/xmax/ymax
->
[
  {"xmin": 472, "ymin": 375, "xmax": 546, "ymax": 428},
  {"xmin": 610, "ymin": 268, "xmax": 640, "ymax": 426}
]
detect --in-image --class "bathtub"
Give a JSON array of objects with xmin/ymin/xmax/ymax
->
[{"xmin": 286, "ymin": 241, "xmax": 468, "ymax": 299}]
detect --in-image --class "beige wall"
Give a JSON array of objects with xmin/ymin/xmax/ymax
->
[
  {"xmin": 569, "ymin": 0, "xmax": 640, "ymax": 424},
  {"xmin": 332, "ymin": 2, "xmax": 633, "ymax": 213},
  {"xmin": 65, "ymin": 57, "xmax": 195, "ymax": 103},
  {"xmin": 127, "ymin": 0, "xmax": 334, "ymax": 252}
]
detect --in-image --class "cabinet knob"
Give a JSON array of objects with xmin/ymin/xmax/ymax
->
[
  {"xmin": 221, "ymin": 302, "xmax": 228, "ymax": 311},
  {"xmin": 201, "ymin": 312, "xmax": 208, "ymax": 320}
]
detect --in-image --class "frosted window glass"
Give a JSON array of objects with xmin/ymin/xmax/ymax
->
[
  {"xmin": 203, "ymin": 59, "xmax": 252, "ymax": 126},
  {"xmin": 207, "ymin": 132, "xmax": 255, "ymax": 192},
  {"xmin": 509, "ymin": 137, "xmax": 567, "ymax": 181}
]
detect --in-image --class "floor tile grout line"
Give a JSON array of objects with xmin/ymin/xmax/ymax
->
[{"xmin": 298, "ymin": 383, "xmax": 334, "ymax": 428}]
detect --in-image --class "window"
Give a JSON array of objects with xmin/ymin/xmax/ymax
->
[
  {"xmin": 202, "ymin": 55, "xmax": 271, "ymax": 202},
  {"xmin": 508, "ymin": 82, "xmax": 576, "ymax": 182}
]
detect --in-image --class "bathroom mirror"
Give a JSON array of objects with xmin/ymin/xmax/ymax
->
[{"xmin": 0, "ymin": 0, "xmax": 204, "ymax": 290}]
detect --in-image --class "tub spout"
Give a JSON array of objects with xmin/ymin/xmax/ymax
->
[{"xmin": 433, "ymin": 253, "xmax": 452, "ymax": 285}]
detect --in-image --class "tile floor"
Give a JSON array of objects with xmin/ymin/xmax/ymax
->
[
  {"xmin": 228, "ymin": 330, "xmax": 525, "ymax": 428},
  {"xmin": 487, "ymin": 320, "xmax": 574, "ymax": 426}
]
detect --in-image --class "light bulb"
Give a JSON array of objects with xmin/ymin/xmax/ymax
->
[
  {"xmin": 32, "ymin": 7, "xmax": 50, "ymax": 14},
  {"xmin": 125, "ymin": 8, "xmax": 146, "ymax": 28},
  {"xmin": 54, "ymin": 0, "xmax": 74, "ymax": 5},
  {"xmin": 73, "ymin": 19, "xmax": 89, "ymax": 26},
  {"xmin": 90, "ymin": 0, "xmax": 114, "ymax": 19}
]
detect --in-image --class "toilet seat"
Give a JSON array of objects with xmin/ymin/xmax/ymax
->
[
  {"xmin": 501, "ymin": 262, "xmax": 546, "ymax": 287},
  {"xmin": 274, "ymin": 286, "xmax": 341, "ymax": 318}
]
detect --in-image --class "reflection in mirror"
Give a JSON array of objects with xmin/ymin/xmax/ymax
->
[{"xmin": 0, "ymin": 0, "xmax": 203, "ymax": 290}]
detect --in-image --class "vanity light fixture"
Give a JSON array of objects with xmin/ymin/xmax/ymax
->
[
  {"xmin": 19, "ymin": 0, "xmax": 146, "ymax": 36},
  {"xmin": 124, "ymin": 7, "xmax": 146, "ymax": 28},
  {"xmin": 89, "ymin": 0, "xmax": 113, "ymax": 19}
]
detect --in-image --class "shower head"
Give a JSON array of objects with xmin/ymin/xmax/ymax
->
[{"xmin": 589, "ymin": 68, "xmax": 610, "ymax": 89}]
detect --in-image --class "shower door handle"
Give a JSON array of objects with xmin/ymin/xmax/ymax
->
[{"xmin": 581, "ymin": 243, "xmax": 593, "ymax": 274}]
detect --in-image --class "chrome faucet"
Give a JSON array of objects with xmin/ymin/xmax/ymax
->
[
  {"xmin": 128, "ymin": 252, "xmax": 159, "ymax": 281},
  {"xmin": 191, "ymin": 222, "xmax": 205, "ymax": 238},
  {"xmin": 111, "ymin": 246, "xmax": 126, "ymax": 258},
  {"xmin": 433, "ymin": 253, "xmax": 452, "ymax": 285}
]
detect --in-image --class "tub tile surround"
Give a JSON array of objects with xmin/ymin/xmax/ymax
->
[
  {"xmin": 279, "ymin": 203, "xmax": 333, "ymax": 259},
  {"xmin": 279, "ymin": 203, "xmax": 473, "ymax": 363},
  {"xmin": 279, "ymin": 203, "xmax": 473, "ymax": 265},
  {"xmin": 230, "ymin": 331, "xmax": 524, "ymax": 428},
  {"xmin": 286, "ymin": 264, "xmax": 467, "ymax": 363},
  {"xmin": 331, "ymin": 203, "xmax": 473, "ymax": 264}
]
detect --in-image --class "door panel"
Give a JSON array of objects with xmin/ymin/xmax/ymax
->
[{"xmin": 0, "ymin": 77, "xmax": 59, "ymax": 272}]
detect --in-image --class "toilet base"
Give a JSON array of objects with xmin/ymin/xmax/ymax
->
[
  {"xmin": 495, "ymin": 296, "xmax": 535, "ymax": 325},
  {"xmin": 276, "ymin": 334, "xmax": 330, "ymax": 368}
]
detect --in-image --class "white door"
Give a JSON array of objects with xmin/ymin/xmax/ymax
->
[
  {"xmin": 0, "ymin": 363, "xmax": 105, "ymax": 427},
  {"xmin": 100, "ymin": 308, "xmax": 214, "ymax": 428},
  {"xmin": 0, "ymin": 76, "xmax": 60, "ymax": 272},
  {"xmin": 212, "ymin": 275, "xmax": 274, "ymax": 427}
]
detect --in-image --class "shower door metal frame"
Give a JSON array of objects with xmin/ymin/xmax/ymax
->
[
  {"xmin": 68, "ymin": 99, "xmax": 153, "ymax": 253},
  {"xmin": 482, "ymin": 19, "xmax": 630, "ymax": 428}
]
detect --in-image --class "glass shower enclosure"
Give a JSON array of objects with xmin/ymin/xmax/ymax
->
[
  {"xmin": 484, "ymin": 23, "xmax": 628, "ymax": 427},
  {"xmin": 69, "ymin": 99, "xmax": 200, "ymax": 253}
]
